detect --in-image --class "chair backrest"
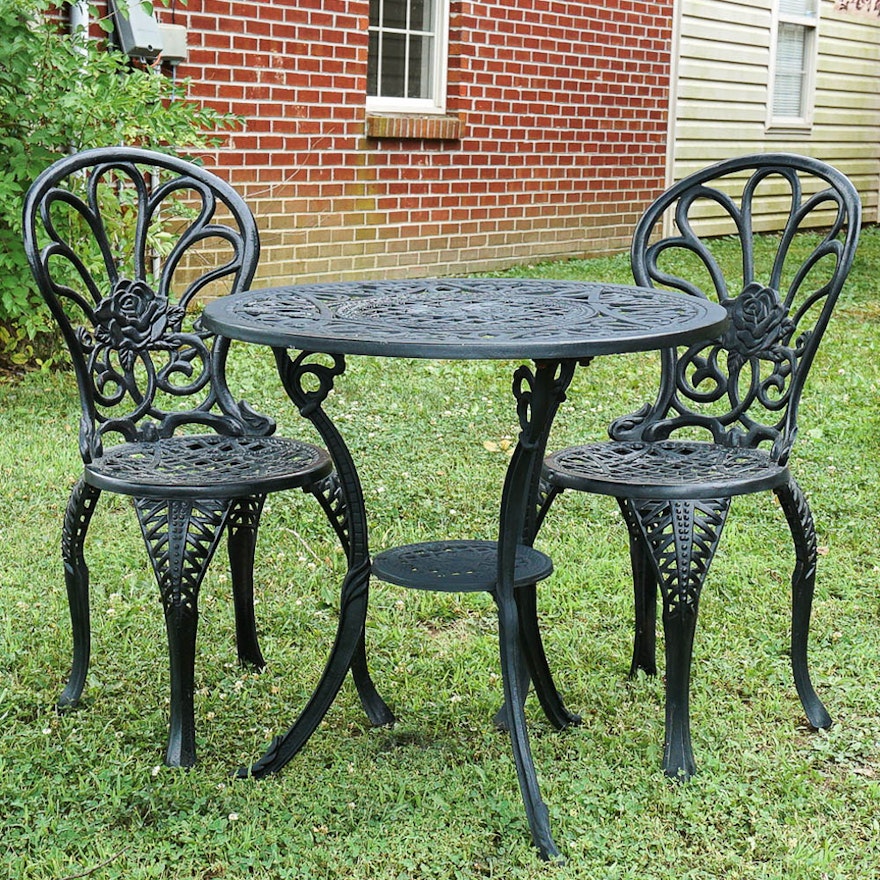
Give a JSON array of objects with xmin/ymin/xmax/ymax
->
[
  {"xmin": 23, "ymin": 147, "xmax": 273, "ymax": 463},
  {"xmin": 612, "ymin": 153, "xmax": 861, "ymax": 464}
]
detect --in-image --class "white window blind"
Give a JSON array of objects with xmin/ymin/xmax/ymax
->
[
  {"xmin": 779, "ymin": 0, "xmax": 811, "ymax": 13},
  {"xmin": 773, "ymin": 23, "xmax": 808, "ymax": 116}
]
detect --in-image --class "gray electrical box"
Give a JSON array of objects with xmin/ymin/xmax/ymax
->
[
  {"xmin": 110, "ymin": 0, "xmax": 163, "ymax": 59},
  {"xmin": 158, "ymin": 23, "xmax": 188, "ymax": 64}
]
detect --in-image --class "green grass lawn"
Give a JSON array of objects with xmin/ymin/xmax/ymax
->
[{"xmin": 2, "ymin": 229, "xmax": 880, "ymax": 878}]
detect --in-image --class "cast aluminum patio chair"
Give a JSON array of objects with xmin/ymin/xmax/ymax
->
[
  {"xmin": 541, "ymin": 154, "xmax": 861, "ymax": 778},
  {"xmin": 23, "ymin": 147, "xmax": 341, "ymax": 767}
]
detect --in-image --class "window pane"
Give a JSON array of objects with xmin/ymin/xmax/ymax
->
[
  {"xmin": 774, "ymin": 23, "xmax": 806, "ymax": 116},
  {"xmin": 382, "ymin": 0, "xmax": 408, "ymax": 29},
  {"xmin": 411, "ymin": 0, "xmax": 433, "ymax": 31},
  {"xmin": 408, "ymin": 34, "xmax": 433, "ymax": 99},
  {"xmin": 369, "ymin": 0, "xmax": 379, "ymax": 28},
  {"xmin": 380, "ymin": 32, "xmax": 407, "ymax": 98},
  {"xmin": 367, "ymin": 30, "xmax": 379, "ymax": 93}
]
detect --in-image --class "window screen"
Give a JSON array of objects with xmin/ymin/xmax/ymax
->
[{"xmin": 368, "ymin": 0, "xmax": 446, "ymax": 111}]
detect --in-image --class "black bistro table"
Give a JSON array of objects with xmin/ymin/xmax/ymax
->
[{"xmin": 202, "ymin": 278, "xmax": 728, "ymax": 860}]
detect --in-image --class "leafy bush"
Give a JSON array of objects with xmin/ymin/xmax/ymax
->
[{"xmin": 0, "ymin": 0, "xmax": 236, "ymax": 368}]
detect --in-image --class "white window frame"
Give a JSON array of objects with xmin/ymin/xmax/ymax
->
[
  {"xmin": 367, "ymin": 0, "xmax": 450, "ymax": 115},
  {"xmin": 766, "ymin": 0, "xmax": 820, "ymax": 131}
]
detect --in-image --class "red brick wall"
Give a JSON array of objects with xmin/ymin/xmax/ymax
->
[{"xmin": 96, "ymin": 1, "xmax": 674, "ymax": 284}]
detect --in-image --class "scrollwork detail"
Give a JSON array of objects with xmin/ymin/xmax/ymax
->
[
  {"xmin": 657, "ymin": 284, "xmax": 803, "ymax": 447},
  {"xmin": 77, "ymin": 282, "xmax": 215, "ymax": 452},
  {"xmin": 512, "ymin": 364, "xmax": 537, "ymax": 441},
  {"xmin": 285, "ymin": 351, "xmax": 346, "ymax": 416},
  {"xmin": 512, "ymin": 360, "xmax": 576, "ymax": 450},
  {"xmin": 676, "ymin": 341, "xmax": 729, "ymax": 405}
]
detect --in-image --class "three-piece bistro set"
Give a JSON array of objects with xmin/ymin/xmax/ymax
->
[{"xmin": 23, "ymin": 146, "xmax": 861, "ymax": 859}]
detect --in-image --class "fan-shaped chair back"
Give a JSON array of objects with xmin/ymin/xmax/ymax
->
[
  {"xmin": 23, "ymin": 147, "xmax": 268, "ymax": 462},
  {"xmin": 615, "ymin": 154, "xmax": 861, "ymax": 464}
]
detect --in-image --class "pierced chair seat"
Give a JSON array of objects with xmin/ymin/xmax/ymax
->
[
  {"xmin": 545, "ymin": 440, "xmax": 788, "ymax": 500},
  {"xmin": 86, "ymin": 435, "xmax": 332, "ymax": 498}
]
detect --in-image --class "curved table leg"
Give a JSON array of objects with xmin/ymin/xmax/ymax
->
[
  {"xmin": 515, "ymin": 583, "xmax": 581, "ymax": 730},
  {"xmin": 305, "ymin": 471, "xmax": 394, "ymax": 726},
  {"xmin": 283, "ymin": 351, "xmax": 396, "ymax": 733},
  {"xmin": 239, "ymin": 556, "xmax": 373, "ymax": 777},
  {"xmin": 239, "ymin": 350, "xmax": 394, "ymax": 778},
  {"xmin": 493, "ymin": 582, "xmax": 581, "ymax": 733},
  {"xmin": 495, "ymin": 359, "xmax": 577, "ymax": 861},
  {"xmin": 493, "ymin": 410, "xmax": 581, "ymax": 730},
  {"xmin": 495, "ymin": 587, "xmax": 559, "ymax": 860},
  {"xmin": 350, "ymin": 629, "xmax": 395, "ymax": 726},
  {"xmin": 522, "ymin": 479, "xmax": 580, "ymax": 728},
  {"xmin": 493, "ymin": 481, "xmax": 580, "ymax": 732}
]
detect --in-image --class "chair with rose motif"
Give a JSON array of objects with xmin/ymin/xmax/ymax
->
[
  {"xmin": 22, "ymin": 147, "xmax": 392, "ymax": 767},
  {"xmin": 539, "ymin": 154, "xmax": 861, "ymax": 778}
]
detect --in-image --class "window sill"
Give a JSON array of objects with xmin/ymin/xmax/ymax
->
[
  {"xmin": 366, "ymin": 113, "xmax": 463, "ymax": 141},
  {"xmin": 765, "ymin": 121, "xmax": 813, "ymax": 136}
]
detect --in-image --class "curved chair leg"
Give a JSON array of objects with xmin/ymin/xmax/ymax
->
[
  {"xmin": 662, "ymin": 602, "xmax": 699, "ymax": 779},
  {"xmin": 227, "ymin": 495, "xmax": 267, "ymax": 669},
  {"xmin": 618, "ymin": 498, "xmax": 658, "ymax": 677},
  {"xmin": 775, "ymin": 478, "xmax": 832, "ymax": 730},
  {"xmin": 135, "ymin": 497, "xmax": 231, "ymax": 767},
  {"xmin": 632, "ymin": 553, "xmax": 658, "ymax": 678},
  {"xmin": 631, "ymin": 496, "xmax": 730, "ymax": 779},
  {"xmin": 164, "ymin": 596, "xmax": 199, "ymax": 767},
  {"xmin": 58, "ymin": 478, "xmax": 101, "ymax": 710}
]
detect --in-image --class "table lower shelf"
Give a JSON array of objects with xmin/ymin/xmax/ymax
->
[{"xmin": 371, "ymin": 539, "xmax": 553, "ymax": 593}]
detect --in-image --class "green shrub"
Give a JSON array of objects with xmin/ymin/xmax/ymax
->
[{"xmin": 0, "ymin": 0, "xmax": 237, "ymax": 368}]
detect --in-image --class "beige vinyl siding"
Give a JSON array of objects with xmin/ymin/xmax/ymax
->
[{"xmin": 671, "ymin": 0, "xmax": 880, "ymax": 223}]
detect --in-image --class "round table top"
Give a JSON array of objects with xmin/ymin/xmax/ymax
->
[{"xmin": 202, "ymin": 278, "xmax": 728, "ymax": 360}]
